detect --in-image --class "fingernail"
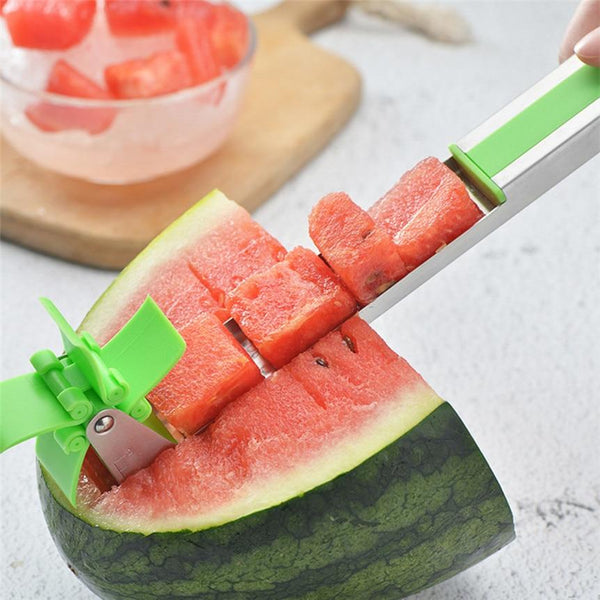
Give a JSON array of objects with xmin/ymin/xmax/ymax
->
[{"xmin": 574, "ymin": 28, "xmax": 600, "ymax": 59}]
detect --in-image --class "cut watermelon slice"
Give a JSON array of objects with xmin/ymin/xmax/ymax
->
[
  {"xmin": 148, "ymin": 312, "xmax": 263, "ymax": 436},
  {"xmin": 25, "ymin": 60, "xmax": 116, "ymax": 135},
  {"xmin": 226, "ymin": 247, "xmax": 357, "ymax": 368},
  {"xmin": 3, "ymin": 0, "xmax": 96, "ymax": 50},
  {"xmin": 104, "ymin": 51, "xmax": 194, "ymax": 99},
  {"xmin": 82, "ymin": 317, "xmax": 445, "ymax": 532},
  {"xmin": 309, "ymin": 192, "xmax": 407, "ymax": 305}
]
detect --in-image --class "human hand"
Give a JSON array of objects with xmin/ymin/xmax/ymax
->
[{"xmin": 559, "ymin": 0, "xmax": 600, "ymax": 66}]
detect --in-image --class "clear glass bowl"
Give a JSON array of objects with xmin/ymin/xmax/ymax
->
[{"xmin": 0, "ymin": 7, "xmax": 256, "ymax": 184}]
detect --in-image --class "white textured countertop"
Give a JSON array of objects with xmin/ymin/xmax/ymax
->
[{"xmin": 1, "ymin": 2, "xmax": 599, "ymax": 599}]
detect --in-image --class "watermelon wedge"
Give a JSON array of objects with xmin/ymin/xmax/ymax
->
[
  {"xmin": 41, "ymin": 316, "xmax": 513, "ymax": 599},
  {"xmin": 37, "ymin": 187, "xmax": 512, "ymax": 599},
  {"xmin": 309, "ymin": 192, "xmax": 407, "ymax": 304}
]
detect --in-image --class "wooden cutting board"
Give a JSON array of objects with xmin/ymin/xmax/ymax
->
[{"xmin": 0, "ymin": 0, "xmax": 361, "ymax": 269}]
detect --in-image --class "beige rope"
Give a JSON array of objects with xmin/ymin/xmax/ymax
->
[{"xmin": 352, "ymin": 0, "xmax": 472, "ymax": 44}]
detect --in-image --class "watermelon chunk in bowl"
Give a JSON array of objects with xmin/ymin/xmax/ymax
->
[
  {"xmin": 0, "ymin": 2, "xmax": 256, "ymax": 182},
  {"xmin": 3, "ymin": 0, "xmax": 96, "ymax": 50},
  {"xmin": 24, "ymin": 60, "xmax": 116, "ymax": 135},
  {"xmin": 36, "ymin": 187, "xmax": 513, "ymax": 600}
]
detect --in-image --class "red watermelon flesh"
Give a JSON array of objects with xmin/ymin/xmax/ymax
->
[
  {"xmin": 96, "ymin": 259, "xmax": 226, "ymax": 346},
  {"xmin": 89, "ymin": 318, "xmax": 442, "ymax": 532},
  {"xmin": 25, "ymin": 60, "xmax": 116, "ymax": 135},
  {"xmin": 309, "ymin": 192, "xmax": 407, "ymax": 305},
  {"xmin": 4, "ymin": 0, "xmax": 96, "ymax": 50},
  {"xmin": 147, "ymin": 312, "xmax": 262, "ymax": 436},
  {"xmin": 105, "ymin": 0, "xmax": 178, "ymax": 37},
  {"xmin": 82, "ymin": 191, "xmax": 284, "ymax": 350},
  {"xmin": 104, "ymin": 51, "xmax": 195, "ymax": 99},
  {"xmin": 175, "ymin": 18, "xmax": 222, "ymax": 85},
  {"xmin": 394, "ymin": 172, "xmax": 483, "ymax": 270},
  {"xmin": 187, "ymin": 218, "xmax": 286, "ymax": 308},
  {"xmin": 226, "ymin": 247, "xmax": 357, "ymax": 369},
  {"xmin": 285, "ymin": 317, "xmax": 423, "ymax": 414},
  {"xmin": 368, "ymin": 157, "xmax": 449, "ymax": 240},
  {"xmin": 209, "ymin": 3, "xmax": 250, "ymax": 69}
]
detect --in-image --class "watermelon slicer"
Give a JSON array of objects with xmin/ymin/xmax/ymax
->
[{"xmin": 0, "ymin": 297, "xmax": 185, "ymax": 506}]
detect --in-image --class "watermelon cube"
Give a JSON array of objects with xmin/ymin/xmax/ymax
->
[
  {"xmin": 187, "ymin": 211, "xmax": 287, "ymax": 307},
  {"xmin": 148, "ymin": 312, "xmax": 263, "ymax": 436},
  {"xmin": 175, "ymin": 18, "xmax": 222, "ymax": 85},
  {"xmin": 3, "ymin": 0, "xmax": 96, "ymax": 50},
  {"xmin": 369, "ymin": 157, "xmax": 483, "ymax": 271},
  {"xmin": 309, "ymin": 192, "xmax": 407, "ymax": 305},
  {"xmin": 394, "ymin": 169, "xmax": 483, "ymax": 270},
  {"xmin": 368, "ymin": 157, "xmax": 450, "ymax": 240},
  {"xmin": 25, "ymin": 60, "xmax": 116, "ymax": 135},
  {"xmin": 98, "ymin": 259, "xmax": 228, "ymax": 346},
  {"xmin": 226, "ymin": 247, "xmax": 357, "ymax": 369},
  {"xmin": 209, "ymin": 3, "xmax": 249, "ymax": 69},
  {"xmin": 208, "ymin": 370, "xmax": 326, "ymax": 473},
  {"xmin": 104, "ymin": 51, "xmax": 194, "ymax": 99},
  {"xmin": 105, "ymin": 0, "xmax": 178, "ymax": 36}
]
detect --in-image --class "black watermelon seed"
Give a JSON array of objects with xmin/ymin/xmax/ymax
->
[
  {"xmin": 343, "ymin": 336, "xmax": 356, "ymax": 353},
  {"xmin": 315, "ymin": 357, "xmax": 329, "ymax": 367}
]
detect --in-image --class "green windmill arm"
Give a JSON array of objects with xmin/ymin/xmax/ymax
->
[
  {"xmin": 0, "ymin": 373, "xmax": 81, "ymax": 453},
  {"xmin": 41, "ymin": 298, "xmax": 129, "ymax": 408},
  {"xmin": 100, "ymin": 297, "xmax": 187, "ymax": 420},
  {"xmin": 1, "ymin": 296, "xmax": 185, "ymax": 507},
  {"xmin": 36, "ymin": 433, "xmax": 89, "ymax": 507}
]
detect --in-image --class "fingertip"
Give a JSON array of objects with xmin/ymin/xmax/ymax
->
[{"xmin": 574, "ymin": 27, "xmax": 600, "ymax": 67}]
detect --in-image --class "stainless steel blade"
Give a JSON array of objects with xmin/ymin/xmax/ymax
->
[{"xmin": 86, "ymin": 409, "xmax": 175, "ymax": 483}]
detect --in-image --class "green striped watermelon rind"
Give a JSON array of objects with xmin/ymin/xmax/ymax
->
[{"xmin": 39, "ymin": 402, "xmax": 514, "ymax": 600}]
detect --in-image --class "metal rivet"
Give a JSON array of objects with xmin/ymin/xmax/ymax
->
[{"xmin": 94, "ymin": 415, "xmax": 114, "ymax": 434}]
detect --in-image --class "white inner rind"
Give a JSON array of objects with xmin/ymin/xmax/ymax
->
[
  {"xmin": 84, "ymin": 384, "xmax": 443, "ymax": 534},
  {"xmin": 80, "ymin": 190, "xmax": 236, "ymax": 340}
]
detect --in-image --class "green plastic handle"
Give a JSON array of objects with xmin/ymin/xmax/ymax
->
[{"xmin": 450, "ymin": 60, "xmax": 600, "ymax": 204}]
